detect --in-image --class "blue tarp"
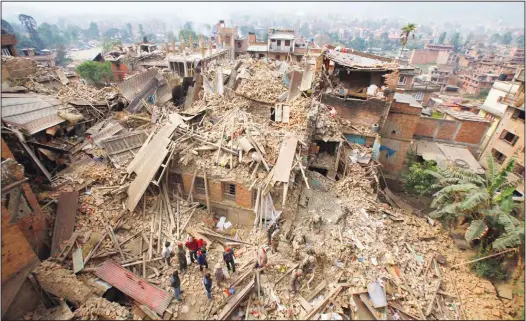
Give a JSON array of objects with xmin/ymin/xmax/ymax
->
[
  {"xmin": 344, "ymin": 134, "xmax": 366, "ymax": 145},
  {"xmin": 379, "ymin": 145, "xmax": 396, "ymax": 158}
]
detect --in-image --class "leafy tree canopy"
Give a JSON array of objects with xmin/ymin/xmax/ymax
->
[{"xmin": 76, "ymin": 61, "xmax": 112, "ymax": 83}]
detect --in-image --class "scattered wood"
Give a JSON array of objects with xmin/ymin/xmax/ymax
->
[
  {"xmin": 305, "ymin": 280, "xmax": 327, "ymax": 302},
  {"xmin": 273, "ymin": 263, "xmax": 299, "ymax": 287},
  {"xmin": 425, "ymin": 279, "xmax": 442, "ymax": 316},
  {"xmin": 305, "ymin": 284, "xmax": 346, "ymax": 320},
  {"xmin": 217, "ymin": 280, "xmax": 255, "ymax": 320},
  {"xmin": 450, "ymin": 248, "xmax": 516, "ymax": 268}
]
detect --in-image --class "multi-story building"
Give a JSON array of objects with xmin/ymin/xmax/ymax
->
[
  {"xmin": 478, "ymin": 80, "xmax": 520, "ymax": 152},
  {"xmin": 267, "ymin": 28, "xmax": 295, "ymax": 61},
  {"xmin": 479, "ymin": 68, "xmax": 525, "ymax": 196},
  {"xmin": 461, "ymin": 72, "xmax": 500, "ymax": 96},
  {"xmin": 430, "ymin": 65, "xmax": 455, "ymax": 91},
  {"xmin": 509, "ymin": 47, "xmax": 525, "ymax": 64},
  {"xmin": 424, "ymin": 43, "xmax": 454, "ymax": 52}
]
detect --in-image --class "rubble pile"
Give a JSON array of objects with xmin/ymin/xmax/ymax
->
[
  {"xmin": 74, "ymin": 297, "xmax": 129, "ymax": 320},
  {"xmin": 236, "ymin": 60, "xmax": 288, "ymax": 102}
]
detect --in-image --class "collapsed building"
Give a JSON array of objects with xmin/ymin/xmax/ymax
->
[{"xmin": 0, "ymin": 39, "xmax": 516, "ymax": 321}]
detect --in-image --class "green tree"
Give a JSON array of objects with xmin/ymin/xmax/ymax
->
[
  {"xmin": 87, "ymin": 22, "xmax": 100, "ymax": 40},
  {"xmin": 183, "ymin": 21, "xmax": 193, "ymax": 31},
  {"xmin": 402, "ymin": 149, "xmax": 438, "ymax": 194},
  {"xmin": 102, "ymin": 39, "xmax": 122, "ymax": 53},
  {"xmin": 450, "ymin": 32, "xmax": 461, "ymax": 52},
  {"xmin": 349, "ymin": 36, "xmax": 366, "ymax": 51},
  {"xmin": 489, "ymin": 33, "xmax": 501, "ymax": 45},
  {"xmin": 501, "ymin": 32, "xmax": 513, "ymax": 45},
  {"xmin": 398, "ymin": 23, "xmax": 417, "ymax": 61},
  {"xmin": 38, "ymin": 23, "xmax": 67, "ymax": 48},
  {"xmin": 138, "ymin": 24, "xmax": 145, "ymax": 39},
  {"xmin": 438, "ymin": 32, "xmax": 447, "ymax": 44},
  {"xmin": 517, "ymin": 35, "xmax": 525, "ymax": 48},
  {"xmin": 427, "ymin": 155, "xmax": 524, "ymax": 250},
  {"xmin": 464, "ymin": 33, "xmax": 473, "ymax": 47},
  {"xmin": 76, "ymin": 61, "xmax": 112, "ymax": 83},
  {"xmin": 126, "ymin": 23, "xmax": 134, "ymax": 42},
  {"xmin": 103, "ymin": 28, "xmax": 120, "ymax": 40},
  {"xmin": 55, "ymin": 45, "xmax": 72, "ymax": 66}
]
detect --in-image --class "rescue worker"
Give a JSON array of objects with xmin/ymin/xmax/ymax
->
[
  {"xmin": 170, "ymin": 270, "xmax": 183, "ymax": 301},
  {"xmin": 161, "ymin": 241, "xmax": 174, "ymax": 266},
  {"xmin": 197, "ymin": 238, "xmax": 207, "ymax": 254},
  {"xmin": 223, "ymin": 247, "xmax": 236, "ymax": 273},
  {"xmin": 267, "ymin": 222, "xmax": 277, "ymax": 245},
  {"xmin": 214, "ymin": 263, "xmax": 227, "ymax": 288},
  {"xmin": 177, "ymin": 242, "xmax": 187, "ymax": 272},
  {"xmin": 270, "ymin": 228, "xmax": 280, "ymax": 253},
  {"xmin": 203, "ymin": 273, "xmax": 213, "ymax": 300},
  {"xmin": 255, "ymin": 247, "xmax": 268, "ymax": 270},
  {"xmin": 185, "ymin": 236, "xmax": 199, "ymax": 264},
  {"xmin": 197, "ymin": 250, "xmax": 208, "ymax": 272},
  {"xmin": 290, "ymin": 270, "xmax": 303, "ymax": 295}
]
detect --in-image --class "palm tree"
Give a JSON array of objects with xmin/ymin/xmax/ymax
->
[
  {"xmin": 427, "ymin": 155, "xmax": 524, "ymax": 250},
  {"xmin": 398, "ymin": 23, "xmax": 417, "ymax": 62}
]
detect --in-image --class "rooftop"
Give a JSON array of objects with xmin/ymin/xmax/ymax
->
[
  {"xmin": 326, "ymin": 50, "xmax": 412, "ymax": 70},
  {"xmin": 445, "ymin": 109, "xmax": 490, "ymax": 122},
  {"xmin": 246, "ymin": 45, "xmax": 268, "ymax": 52},
  {"xmin": 166, "ymin": 48, "xmax": 228, "ymax": 63},
  {"xmin": 394, "ymin": 92, "xmax": 423, "ymax": 108},
  {"xmin": 415, "ymin": 140, "xmax": 485, "ymax": 174},
  {"xmin": 269, "ymin": 33, "xmax": 295, "ymax": 40}
]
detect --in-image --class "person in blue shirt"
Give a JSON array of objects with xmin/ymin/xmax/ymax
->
[
  {"xmin": 203, "ymin": 273, "xmax": 213, "ymax": 300},
  {"xmin": 196, "ymin": 250, "xmax": 208, "ymax": 272}
]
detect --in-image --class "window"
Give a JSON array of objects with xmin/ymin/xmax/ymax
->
[
  {"xmin": 500, "ymin": 130, "xmax": 519, "ymax": 146},
  {"xmin": 225, "ymin": 36, "xmax": 231, "ymax": 44},
  {"xmin": 277, "ymin": 40, "xmax": 281, "ymax": 46},
  {"xmin": 285, "ymin": 40, "xmax": 291, "ymax": 46},
  {"xmin": 514, "ymin": 164, "xmax": 525, "ymax": 178},
  {"xmin": 224, "ymin": 183, "xmax": 236, "ymax": 202},
  {"xmin": 195, "ymin": 177, "xmax": 206, "ymax": 195},
  {"xmin": 398, "ymin": 76, "xmax": 407, "ymax": 86},
  {"xmin": 237, "ymin": 41, "xmax": 241, "ymax": 48},
  {"xmin": 512, "ymin": 109, "xmax": 525, "ymax": 121},
  {"xmin": 492, "ymin": 149, "xmax": 506, "ymax": 164},
  {"xmin": 413, "ymin": 92, "xmax": 424, "ymax": 101}
]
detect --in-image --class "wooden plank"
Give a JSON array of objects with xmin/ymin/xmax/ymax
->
[
  {"xmin": 273, "ymin": 135, "xmax": 299, "ymax": 182},
  {"xmin": 305, "ymin": 285, "xmax": 344, "ymax": 320},
  {"xmin": 358, "ymin": 293, "xmax": 381, "ymax": 320},
  {"xmin": 107, "ymin": 225, "xmax": 126, "ymax": 261},
  {"xmin": 51, "ymin": 191, "xmax": 79, "ymax": 257},
  {"xmin": 282, "ymin": 104, "xmax": 290, "ymax": 123},
  {"xmin": 187, "ymin": 169, "xmax": 198, "ymax": 202},
  {"xmin": 298, "ymin": 296, "xmax": 313, "ymax": 311},
  {"xmin": 273, "ymin": 263, "xmax": 299, "ymax": 287},
  {"xmin": 217, "ymin": 280, "xmax": 255, "ymax": 320},
  {"xmin": 72, "ymin": 248, "xmax": 84, "ymax": 274},
  {"xmin": 204, "ymin": 171, "xmax": 211, "ymax": 214},
  {"xmin": 305, "ymin": 280, "xmax": 327, "ymax": 302}
]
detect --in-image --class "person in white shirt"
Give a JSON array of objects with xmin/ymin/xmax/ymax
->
[{"xmin": 162, "ymin": 241, "xmax": 174, "ymax": 266}]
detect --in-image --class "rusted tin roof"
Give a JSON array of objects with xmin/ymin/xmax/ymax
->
[
  {"xmin": 50, "ymin": 191, "xmax": 79, "ymax": 257},
  {"xmin": 95, "ymin": 260, "xmax": 172, "ymax": 315}
]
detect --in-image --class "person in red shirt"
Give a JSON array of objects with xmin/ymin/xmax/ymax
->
[
  {"xmin": 197, "ymin": 238, "xmax": 207, "ymax": 253},
  {"xmin": 185, "ymin": 237, "xmax": 199, "ymax": 264}
]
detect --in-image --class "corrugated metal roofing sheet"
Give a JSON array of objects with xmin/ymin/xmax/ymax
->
[
  {"xmin": 117, "ymin": 68, "xmax": 160, "ymax": 102},
  {"xmin": 95, "ymin": 260, "xmax": 172, "ymax": 315},
  {"xmin": 1, "ymin": 95, "xmax": 65, "ymax": 135},
  {"xmin": 92, "ymin": 121, "xmax": 125, "ymax": 146},
  {"xmin": 100, "ymin": 131, "xmax": 148, "ymax": 168}
]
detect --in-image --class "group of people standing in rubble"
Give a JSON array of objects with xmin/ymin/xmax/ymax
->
[{"xmin": 160, "ymin": 219, "xmax": 306, "ymax": 303}]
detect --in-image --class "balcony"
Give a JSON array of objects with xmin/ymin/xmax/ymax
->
[{"xmin": 268, "ymin": 44, "xmax": 293, "ymax": 53}]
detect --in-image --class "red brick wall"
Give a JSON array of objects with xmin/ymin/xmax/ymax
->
[
  {"xmin": 435, "ymin": 121, "xmax": 458, "ymax": 140},
  {"xmin": 182, "ymin": 173, "xmax": 195, "ymax": 197},
  {"xmin": 409, "ymin": 49, "xmax": 439, "ymax": 65},
  {"xmin": 209, "ymin": 181, "xmax": 223, "ymax": 202},
  {"xmin": 456, "ymin": 121, "xmax": 489, "ymax": 145},
  {"xmin": 322, "ymin": 94, "xmax": 387, "ymax": 128},
  {"xmin": 378, "ymin": 138, "xmax": 412, "ymax": 173},
  {"xmin": 414, "ymin": 118, "xmax": 437, "ymax": 137},
  {"xmin": 414, "ymin": 118, "xmax": 459, "ymax": 141},
  {"xmin": 236, "ymin": 185, "xmax": 253, "ymax": 209}
]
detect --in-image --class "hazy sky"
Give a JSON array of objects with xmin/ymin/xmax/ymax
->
[{"xmin": 2, "ymin": 2, "xmax": 524, "ymax": 28}]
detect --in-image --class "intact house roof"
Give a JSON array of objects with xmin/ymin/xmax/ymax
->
[
  {"xmin": 393, "ymin": 92, "xmax": 423, "ymax": 108},
  {"xmin": 479, "ymin": 103, "xmax": 505, "ymax": 117},
  {"xmin": 269, "ymin": 33, "xmax": 295, "ymax": 40},
  {"xmin": 415, "ymin": 140, "xmax": 485, "ymax": 174},
  {"xmin": 1, "ymin": 93, "xmax": 66, "ymax": 135},
  {"xmin": 445, "ymin": 109, "xmax": 490, "ymax": 122},
  {"xmin": 247, "ymin": 45, "xmax": 268, "ymax": 52}
]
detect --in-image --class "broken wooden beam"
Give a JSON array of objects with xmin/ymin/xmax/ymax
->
[{"xmin": 217, "ymin": 280, "xmax": 255, "ymax": 320}]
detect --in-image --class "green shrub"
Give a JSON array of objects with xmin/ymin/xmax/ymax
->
[
  {"xmin": 402, "ymin": 151, "xmax": 438, "ymax": 194},
  {"xmin": 470, "ymin": 250, "xmax": 508, "ymax": 280},
  {"xmin": 76, "ymin": 61, "xmax": 113, "ymax": 84}
]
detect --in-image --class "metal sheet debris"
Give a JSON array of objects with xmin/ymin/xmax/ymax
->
[{"xmin": 51, "ymin": 191, "xmax": 79, "ymax": 257}]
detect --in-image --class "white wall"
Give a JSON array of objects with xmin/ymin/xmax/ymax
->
[{"xmin": 482, "ymin": 81, "xmax": 520, "ymax": 115}]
